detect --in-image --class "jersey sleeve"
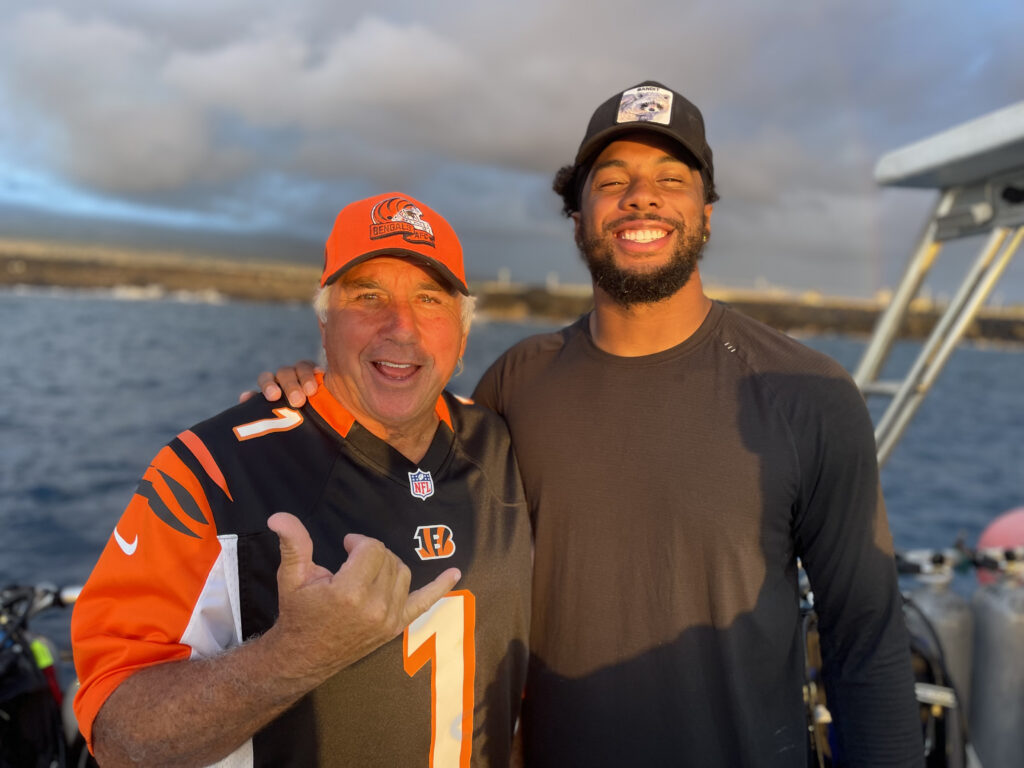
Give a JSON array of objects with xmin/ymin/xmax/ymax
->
[
  {"xmin": 788, "ymin": 374, "xmax": 923, "ymax": 766},
  {"xmin": 71, "ymin": 436, "xmax": 239, "ymax": 751}
]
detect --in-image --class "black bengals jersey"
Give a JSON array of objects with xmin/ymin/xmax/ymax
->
[{"xmin": 74, "ymin": 378, "xmax": 532, "ymax": 767}]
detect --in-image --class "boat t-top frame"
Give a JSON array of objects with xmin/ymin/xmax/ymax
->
[{"xmin": 854, "ymin": 102, "xmax": 1024, "ymax": 466}]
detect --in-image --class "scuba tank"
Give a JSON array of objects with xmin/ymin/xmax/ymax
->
[
  {"xmin": 905, "ymin": 556, "xmax": 974, "ymax": 710},
  {"xmin": 900, "ymin": 550, "xmax": 972, "ymax": 768},
  {"xmin": 968, "ymin": 549, "xmax": 1024, "ymax": 768}
]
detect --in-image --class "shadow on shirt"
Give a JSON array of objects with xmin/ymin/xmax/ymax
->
[{"xmin": 519, "ymin": 370, "xmax": 922, "ymax": 768}]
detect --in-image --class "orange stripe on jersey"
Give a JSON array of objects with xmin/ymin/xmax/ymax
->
[
  {"xmin": 460, "ymin": 592, "xmax": 477, "ymax": 768},
  {"xmin": 146, "ymin": 445, "xmax": 215, "ymax": 536},
  {"xmin": 402, "ymin": 590, "xmax": 476, "ymax": 768},
  {"xmin": 309, "ymin": 372, "xmax": 454, "ymax": 435},
  {"xmin": 178, "ymin": 429, "xmax": 233, "ymax": 501},
  {"xmin": 434, "ymin": 394, "xmax": 453, "ymax": 431},
  {"xmin": 309, "ymin": 373, "xmax": 356, "ymax": 437},
  {"xmin": 72, "ymin": 444, "xmax": 224, "ymax": 749}
]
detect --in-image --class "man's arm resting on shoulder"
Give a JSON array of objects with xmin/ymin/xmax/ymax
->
[{"xmin": 90, "ymin": 512, "xmax": 461, "ymax": 767}]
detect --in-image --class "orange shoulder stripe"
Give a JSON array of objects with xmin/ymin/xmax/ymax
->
[
  {"xmin": 309, "ymin": 379, "xmax": 357, "ymax": 437},
  {"xmin": 178, "ymin": 429, "xmax": 233, "ymax": 502}
]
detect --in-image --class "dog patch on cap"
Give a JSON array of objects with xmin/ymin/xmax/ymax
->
[
  {"xmin": 617, "ymin": 85, "xmax": 673, "ymax": 126},
  {"xmin": 370, "ymin": 196, "xmax": 436, "ymax": 246}
]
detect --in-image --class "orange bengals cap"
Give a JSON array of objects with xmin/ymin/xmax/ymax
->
[{"xmin": 321, "ymin": 192, "xmax": 468, "ymax": 294}]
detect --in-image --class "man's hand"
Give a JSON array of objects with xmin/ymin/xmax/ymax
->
[
  {"xmin": 265, "ymin": 512, "xmax": 460, "ymax": 683},
  {"xmin": 238, "ymin": 361, "xmax": 320, "ymax": 406},
  {"xmin": 259, "ymin": 361, "xmax": 321, "ymax": 407}
]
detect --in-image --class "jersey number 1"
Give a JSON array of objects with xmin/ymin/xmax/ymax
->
[{"xmin": 403, "ymin": 590, "xmax": 476, "ymax": 768}]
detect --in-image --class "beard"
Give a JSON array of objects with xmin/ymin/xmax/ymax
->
[{"xmin": 578, "ymin": 212, "xmax": 707, "ymax": 308}]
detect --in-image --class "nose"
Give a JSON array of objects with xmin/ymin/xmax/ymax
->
[
  {"xmin": 621, "ymin": 177, "xmax": 662, "ymax": 211},
  {"xmin": 381, "ymin": 298, "xmax": 419, "ymax": 343}
]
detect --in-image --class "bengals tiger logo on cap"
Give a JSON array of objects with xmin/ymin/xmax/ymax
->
[{"xmin": 370, "ymin": 197, "xmax": 435, "ymax": 246}]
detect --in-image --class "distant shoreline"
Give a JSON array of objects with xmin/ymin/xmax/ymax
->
[{"xmin": 2, "ymin": 238, "xmax": 1022, "ymax": 343}]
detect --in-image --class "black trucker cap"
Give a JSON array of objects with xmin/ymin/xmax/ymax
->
[{"xmin": 574, "ymin": 80, "xmax": 714, "ymax": 191}]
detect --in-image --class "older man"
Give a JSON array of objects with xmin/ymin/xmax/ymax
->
[
  {"xmin": 266, "ymin": 83, "xmax": 924, "ymax": 767},
  {"xmin": 71, "ymin": 192, "xmax": 532, "ymax": 767}
]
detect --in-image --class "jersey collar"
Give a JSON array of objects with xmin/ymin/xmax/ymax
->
[{"xmin": 306, "ymin": 372, "xmax": 454, "ymax": 439}]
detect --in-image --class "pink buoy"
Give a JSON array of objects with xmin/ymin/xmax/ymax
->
[{"xmin": 976, "ymin": 507, "xmax": 1024, "ymax": 584}]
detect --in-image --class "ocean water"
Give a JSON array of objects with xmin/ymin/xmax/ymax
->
[{"xmin": 2, "ymin": 287, "xmax": 1022, "ymax": 651}]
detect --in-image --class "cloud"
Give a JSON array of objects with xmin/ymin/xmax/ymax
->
[
  {"xmin": 0, "ymin": 0, "xmax": 1021, "ymax": 295},
  {"xmin": 0, "ymin": 10, "xmax": 248, "ymax": 194}
]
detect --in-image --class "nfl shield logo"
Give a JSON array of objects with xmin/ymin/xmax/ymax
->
[{"xmin": 408, "ymin": 469, "xmax": 434, "ymax": 501}]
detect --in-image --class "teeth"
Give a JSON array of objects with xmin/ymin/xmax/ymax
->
[
  {"xmin": 619, "ymin": 229, "xmax": 667, "ymax": 243},
  {"xmin": 377, "ymin": 361, "xmax": 412, "ymax": 369}
]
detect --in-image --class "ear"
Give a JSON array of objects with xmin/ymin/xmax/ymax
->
[
  {"xmin": 703, "ymin": 203, "xmax": 713, "ymax": 240},
  {"xmin": 571, "ymin": 211, "xmax": 582, "ymax": 245}
]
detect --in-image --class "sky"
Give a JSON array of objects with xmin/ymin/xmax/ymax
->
[{"xmin": 1, "ymin": 0, "xmax": 1023, "ymax": 300}]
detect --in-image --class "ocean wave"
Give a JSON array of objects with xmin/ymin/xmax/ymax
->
[{"xmin": 3, "ymin": 283, "xmax": 228, "ymax": 305}]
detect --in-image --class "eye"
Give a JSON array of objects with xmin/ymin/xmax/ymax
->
[
  {"xmin": 659, "ymin": 166, "xmax": 696, "ymax": 186},
  {"xmin": 591, "ymin": 168, "xmax": 628, "ymax": 190},
  {"xmin": 594, "ymin": 174, "xmax": 628, "ymax": 191}
]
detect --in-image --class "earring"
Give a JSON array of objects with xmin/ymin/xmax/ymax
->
[
  {"xmin": 702, "ymin": 234, "xmax": 708, "ymax": 243},
  {"xmin": 454, "ymin": 358, "xmax": 464, "ymax": 376}
]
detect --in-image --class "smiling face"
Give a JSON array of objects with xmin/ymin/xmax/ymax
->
[
  {"xmin": 574, "ymin": 133, "xmax": 713, "ymax": 307},
  {"xmin": 319, "ymin": 256, "xmax": 467, "ymax": 444}
]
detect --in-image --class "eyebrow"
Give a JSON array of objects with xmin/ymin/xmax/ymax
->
[
  {"xmin": 344, "ymin": 276, "xmax": 383, "ymax": 289},
  {"xmin": 591, "ymin": 155, "xmax": 690, "ymax": 174},
  {"xmin": 343, "ymin": 276, "xmax": 449, "ymax": 293},
  {"xmin": 417, "ymin": 280, "xmax": 448, "ymax": 292}
]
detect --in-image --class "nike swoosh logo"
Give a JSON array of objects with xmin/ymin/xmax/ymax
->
[{"xmin": 114, "ymin": 527, "xmax": 138, "ymax": 555}]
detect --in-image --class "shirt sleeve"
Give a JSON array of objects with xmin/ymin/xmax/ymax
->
[
  {"xmin": 790, "ymin": 374, "xmax": 924, "ymax": 767},
  {"xmin": 71, "ymin": 438, "xmax": 239, "ymax": 751}
]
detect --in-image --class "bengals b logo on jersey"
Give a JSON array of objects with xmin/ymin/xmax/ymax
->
[{"xmin": 413, "ymin": 525, "xmax": 456, "ymax": 560}]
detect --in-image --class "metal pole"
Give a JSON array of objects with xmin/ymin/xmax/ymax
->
[
  {"xmin": 875, "ymin": 227, "xmax": 1019, "ymax": 465},
  {"xmin": 919, "ymin": 226, "xmax": 1024, "ymax": 393},
  {"xmin": 854, "ymin": 190, "xmax": 953, "ymax": 391}
]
